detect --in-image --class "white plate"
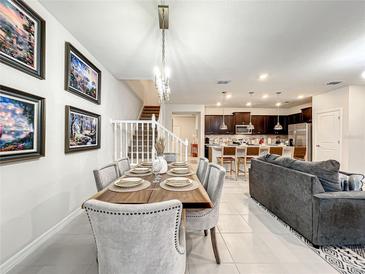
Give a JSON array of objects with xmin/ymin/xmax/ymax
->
[
  {"xmin": 114, "ymin": 178, "xmax": 143, "ymax": 188},
  {"xmin": 171, "ymin": 168, "xmax": 189, "ymax": 174},
  {"xmin": 131, "ymin": 167, "xmax": 150, "ymax": 174},
  {"xmin": 165, "ymin": 177, "xmax": 192, "ymax": 188},
  {"xmin": 140, "ymin": 162, "xmax": 152, "ymax": 167},
  {"xmin": 172, "ymin": 162, "xmax": 188, "ymax": 167}
]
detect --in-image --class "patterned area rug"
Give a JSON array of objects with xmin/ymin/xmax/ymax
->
[{"xmin": 252, "ymin": 199, "xmax": 365, "ymax": 274}]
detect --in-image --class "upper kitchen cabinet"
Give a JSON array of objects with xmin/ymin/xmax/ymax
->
[
  {"xmin": 251, "ymin": 115, "xmax": 266, "ymax": 134},
  {"xmin": 205, "ymin": 115, "xmax": 234, "ymax": 135},
  {"xmin": 266, "ymin": 115, "xmax": 288, "ymax": 135},
  {"xmin": 205, "ymin": 115, "xmax": 221, "ymax": 134},
  {"xmin": 233, "ymin": 112, "xmax": 250, "ymax": 125},
  {"xmin": 301, "ymin": 107, "xmax": 312, "ymax": 123}
]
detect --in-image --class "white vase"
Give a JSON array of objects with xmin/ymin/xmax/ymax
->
[{"xmin": 153, "ymin": 156, "xmax": 168, "ymax": 174}]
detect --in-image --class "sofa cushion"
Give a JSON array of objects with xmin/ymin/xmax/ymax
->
[
  {"xmin": 258, "ymin": 154, "xmax": 341, "ymax": 192},
  {"xmin": 339, "ymin": 173, "xmax": 364, "ymax": 191}
]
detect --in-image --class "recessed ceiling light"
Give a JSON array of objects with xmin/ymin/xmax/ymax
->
[
  {"xmin": 216, "ymin": 102, "xmax": 221, "ymax": 106},
  {"xmin": 275, "ymin": 102, "xmax": 281, "ymax": 107},
  {"xmin": 297, "ymin": 95, "xmax": 304, "ymax": 99},
  {"xmin": 225, "ymin": 94, "xmax": 232, "ymax": 99},
  {"xmin": 361, "ymin": 70, "xmax": 365, "ymax": 79},
  {"xmin": 259, "ymin": 73, "xmax": 269, "ymax": 81},
  {"xmin": 262, "ymin": 94, "xmax": 269, "ymax": 99},
  {"xmin": 246, "ymin": 102, "xmax": 252, "ymax": 107}
]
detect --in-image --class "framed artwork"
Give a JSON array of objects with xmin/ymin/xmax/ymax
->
[
  {"xmin": 0, "ymin": 0, "xmax": 46, "ymax": 79},
  {"xmin": 64, "ymin": 42, "xmax": 101, "ymax": 104},
  {"xmin": 0, "ymin": 85, "xmax": 45, "ymax": 162},
  {"xmin": 65, "ymin": 105, "xmax": 100, "ymax": 153}
]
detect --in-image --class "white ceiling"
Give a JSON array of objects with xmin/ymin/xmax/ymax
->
[{"xmin": 40, "ymin": 0, "xmax": 365, "ymax": 108}]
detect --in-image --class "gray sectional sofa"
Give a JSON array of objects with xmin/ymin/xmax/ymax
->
[{"xmin": 249, "ymin": 157, "xmax": 365, "ymax": 246}]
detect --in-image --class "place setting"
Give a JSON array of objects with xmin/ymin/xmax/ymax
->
[
  {"xmin": 169, "ymin": 161, "xmax": 189, "ymax": 168},
  {"xmin": 160, "ymin": 177, "xmax": 199, "ymax": 192},
  {"xmin": 108, "ymin": 177, "xmax": 151, "ymax": 192},
  {"xmin": 167, "ymin": 166, "xmax": 194, "ymax": 177},
  {"xmin": 125, "ymin": 167, "xmax": 152, "ymax": 177}
]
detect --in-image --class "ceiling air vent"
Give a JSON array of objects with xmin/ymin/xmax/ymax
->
[
  {"xmin": 326, "ymin": 81, "xmax": 342, "ymax": 86},
  {"xmin": 217, "ymin": 80, "xmax": 231, "ymax": 85}
]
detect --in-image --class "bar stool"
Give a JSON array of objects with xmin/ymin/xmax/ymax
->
[
  {"xmin": 216, "ymin": 146, "xmax": 236, "ymax": 177},
  {"xmin": 294, "ymin": 147, "xmax": 307, "ymax": 160},
  {"xmin": 236, "ymin": 146, "xmax": 248, "ymax": 178},
  {"xmin": 269, "ymin": 146, "xmax": 283, "ymax": 156},
  {"xmin": 259, "ymin": 146, "xmax": 270, "ymax": 156},
  {"xmin": 246, "ymin": 146, "xmax": 260, "ymax": 174},
  {"xmin": 282, "ymin": 146, "xmax": 294, "ymax": 158}
]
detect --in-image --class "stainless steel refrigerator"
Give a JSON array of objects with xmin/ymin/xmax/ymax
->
[{"xmin": 288, "ymin": 123, "xmax": 312, "ymax": 161}]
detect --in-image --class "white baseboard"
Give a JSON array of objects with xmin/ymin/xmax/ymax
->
[{"xmin": 0, "ymin": 207, "xmax": 83, "ymax": 274}]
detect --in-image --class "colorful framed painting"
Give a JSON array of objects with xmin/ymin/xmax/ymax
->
[
  {"xmin": 64, "ymin": 42, "xmax": 101, "ymax": 104},
  {"xmin": 0, "ymin": 0, "xmax": 46, "ymax": 79},
  {"xmin": 65, "ymin": 105, "xmax": 100, "ymax": 153},
  {"xmin": 0, "ymin": 85, "xmax": 45, "ymax": 163}
]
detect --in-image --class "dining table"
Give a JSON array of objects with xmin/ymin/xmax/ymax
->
[{"xmin": 83, "ymin": 164, "xmax": 213, "ymax": 209}]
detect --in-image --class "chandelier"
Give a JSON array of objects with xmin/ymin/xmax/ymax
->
[{"xmin": 154, "ymin": 5, "xmax": 171, "ymax": 103}]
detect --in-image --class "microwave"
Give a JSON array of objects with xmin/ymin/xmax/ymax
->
[{"xmin": 235, "ymin": 125, "xmax": 252, "ymax": 134}]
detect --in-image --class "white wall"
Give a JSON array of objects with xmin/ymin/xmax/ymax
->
[
  {"xmin": 172, "ymin": 116, "xmax": 198, "ymax": 154},
  {"xmin": 125, "ymin": 80, "xmax": 160, "ymax": 106},
  {"xmin": 0, "ymin": 0, "xmax": 142, "ymax": 265},
  {"xmin": 312, "ymin": 85, "xmax": 365, "ymax": 173},
  {"xmin": 161, "ymin": 104, "xmax": 205, "ymax": 156},
  {"xmin": 348, "ymin": 86, "xmax": 365, "ymax": 174}
]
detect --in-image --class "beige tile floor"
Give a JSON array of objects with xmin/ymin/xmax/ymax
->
[{"xmin": 8, "ymin": 175, "xmax": 339, "ymax": 274}]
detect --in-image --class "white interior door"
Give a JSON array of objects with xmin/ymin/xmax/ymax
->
[{"xmin": 315, "ymin": 109, "xmax": 341, "ymax": 162}]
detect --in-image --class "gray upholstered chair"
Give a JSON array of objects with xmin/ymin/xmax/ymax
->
[
  {"xmin": 196, "ymin": 157, "xmax": 209, "ymax": 187},
  {"xmin": 93, "ymin": 163, "xmax": 119, "ymax": 191},
  {"xmin": 84, "ymin": 199, "xmax": 186, "ymax": 274},
  {"xmin": 115, "ymin": 157, "xmax": 131, "ymax": 176},
  {"xmin": 186, "ymin": 164, "xmax": 226, "ymax": 264}
]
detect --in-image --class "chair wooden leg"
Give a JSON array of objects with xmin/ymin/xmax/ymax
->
[
  {"xmin": 204, "ymin": 230, "xmax": 208, "ymax": 236},
  {"xmin": 210, "ymin": 227, "xmax": 221, "ymax": 264},
  {"xmin": 230, "ymin": 161, "xmax": 233, "ymax": 175}
]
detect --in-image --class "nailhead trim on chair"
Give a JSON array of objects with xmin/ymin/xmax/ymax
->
[{"xmin": 85, "ymin": 204, "xmax": 185, "ymax": 255}]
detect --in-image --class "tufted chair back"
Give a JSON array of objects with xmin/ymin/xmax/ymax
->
[
  {"xmin": 196, "ymin": 157, "xmax": 209, "ymax": 187},
  {"xmin": 84, "ymin": 199, "xmax": 186, "ymax": 274},
  {"xmin": 205, "ymin": 164, "xmax": 226, "ymax": 206},
  {"xmin": 115, "ymin": 157, "xmax": 131, "ymax": 176},
  {"xmin": 93, "ymin": 163, "xmax": 119, "ymax": 191}
]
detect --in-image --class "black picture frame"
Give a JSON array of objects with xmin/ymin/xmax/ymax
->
[
  {"xmin": 64, "ymin": 42, "xmax": 101, "ymax": 104},
  {"xmin": 65, "ymin": 105, "xmax": 101, "ymax": 153},
  {"xmin": 0, "ymin": 85, "xmax": 46, "ymax": 163},
  {"xmin": 0, "ymin": 0, "xmax": 46, "ymax": 79}
]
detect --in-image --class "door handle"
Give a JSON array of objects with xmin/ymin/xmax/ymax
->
[{"xmin": 316, "ymin": 144, "xmax": 320, "ymax": 147}]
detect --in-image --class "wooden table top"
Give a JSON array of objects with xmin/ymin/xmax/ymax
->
[{"xmin": 85, "ymin": 167, "xmax": 213, "ymax": 209}]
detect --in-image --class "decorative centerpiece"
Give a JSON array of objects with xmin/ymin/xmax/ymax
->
[{"xmin": 153, "ymin": 137, "xmax": 168, "ymax": 174}]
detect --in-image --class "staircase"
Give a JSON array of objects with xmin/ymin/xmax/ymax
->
[
  {"xmin": 112, "ymin": 106, "xmax": 188, "ymax": 165},
  {"xmin": 139, "ymin": 105, "xmax": 160, "ymax": 120}
]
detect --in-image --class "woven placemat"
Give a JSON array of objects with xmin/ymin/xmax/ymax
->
[
  {"xmin": 108, "ymin": 180, "xmax": 151, "ymax": 193},
  {"xmin": 160, "ymin": 179, "xmax": 199, "ymax": 192},
  {"xmin": 166, "ymin": 170, "xmax": 195, "ymax": 177},
  {"xmin": 124, "ymin": 171, "xmax": 152, "ymax": 177}
]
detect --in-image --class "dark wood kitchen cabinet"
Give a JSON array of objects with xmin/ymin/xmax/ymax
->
[
  {"xmin": 205, "ymin": 115, "xmax": 221, "ymax": 134},
  {"xmin": 205, "ymin": 115, "xmax": 234, "ymax": 135},
  {"xmin": 233, "ymin": 112, "xmax": 250, "ymax": 125},
  {"xmin": 301, "ymin": 107, "xmax": 312, "ymax": 123},
  {"xmin": 251, "ymin": 115, "xmax": 266, "ymax": 134},
  {"xmin": 266, "ymin": 115, "xmax": 288, "ymax": 135}
]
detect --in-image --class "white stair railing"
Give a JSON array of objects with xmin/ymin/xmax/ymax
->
[{"xmin": 112, "ymin": 114, "xmax": 188, "ymax": 165}]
